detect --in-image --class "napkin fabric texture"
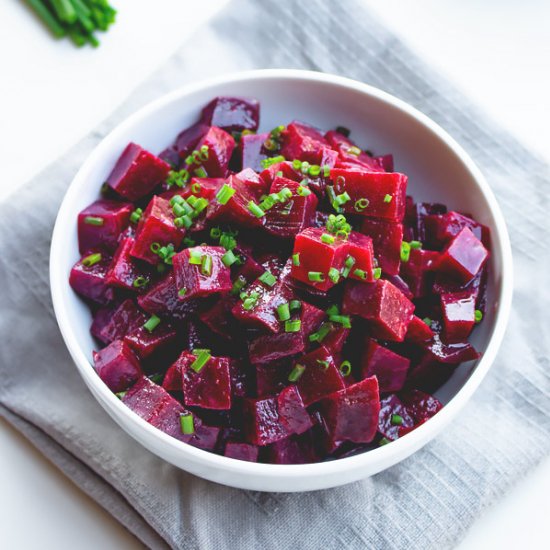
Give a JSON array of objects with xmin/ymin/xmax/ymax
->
[{"xmin": 1, "ymin": 0, "xmax": 549, "ymax": 548}]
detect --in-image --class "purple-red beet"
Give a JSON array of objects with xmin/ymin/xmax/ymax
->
[{"xmin": 93, "ymin": 340, "xmax": 143, "ymax": 392}]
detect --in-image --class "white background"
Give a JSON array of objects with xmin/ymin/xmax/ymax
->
[{"xmin": 1, "ymin": 0, "xmax": 549, "ymax": 548}]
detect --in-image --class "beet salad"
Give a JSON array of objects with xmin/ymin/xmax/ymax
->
[{"xmin": 69, "ymin": 96, "xmax": 490, "ymax": 464}]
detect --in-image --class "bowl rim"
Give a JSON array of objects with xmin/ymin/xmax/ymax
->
[{"xmin": 50, "ymin": 68, "xmax": 513, "ymax": 483}]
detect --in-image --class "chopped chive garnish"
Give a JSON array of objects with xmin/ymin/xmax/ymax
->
[
  {"xmin": 400, "ymin": 241, "xmax": 411, "ymax": 262},
  {"xmin": 182, "ymin": 237, "xmax": 196, "ymax": 247},
  {"xmin": 231, "ymin": 275, "xmax": 247, "ymax": 295},
  {"xmin": 133, "ymin": 276, "xmax": 148, "ymax": 288},
  {"xmin": 247, "ymin": 201, "xmax": 265, "ymax": 218},
  {"xmin": 193, "ymin": 197, "xmax": 209, "ymax": 215},
  {"xmin": 383, "ymin": 194, "xmax": 393, "ymax": 203},
  {"xmin": 339, "ymin": 360, "xmax": 352, "ymax": 377},
  {"xmin": 323, "ymin": 165, "xmax": 331, "ymax": 178},
  {"xmin": 242, "ymin": 291, "xmax": 260, "ymax": 311},
  {"xmin": 260, "ymin": 155, "xmax": 286, "ymax": 169},
  {"xmin": 308, "ymin": 271, "xmax": 325, "ymax": 282},
  {"xmin": 308, "ymin": 165, "xmax": 321, "ymax": 177},
  {"xmin": 354, "ymin": 198, "xmax": 370, "ymax": 212},
  {"xmin": 263, "ymin": 138, "xmax": 278, "ymax": 151},
  {"xmin": 115, "ymin": 391, "xmax": 127, "ymax": 400},
  {"xmin": 175, "ymin": 215, "xmax": 193, "ymax": 229},
  {"xmin": 353, "ymin": 269, "xmax": 367, "ymax": 280},
  {"xmin": 81, "ymin": 252, "xmax": 102, "ymax": 267},
  {"xmin": 328, "ymin": 267, "xmax": 340, "ymax": 284},
  {"xmin": 170, "ymin": 195, "xmax": 184, "ymax": 206},
  {"xmin": 216, "ymin": 183, "xmax": 236, "ymax": 205},
  {"xmin": 84, "ymin": 216, "xmax": 104, "ymax": 226},
  {"xmin": 180, "ymin": 413, "xmax": 195, "ymax": 435},
  {"xmin": 373, "ymin": 267, "xmax": 382, "ymax": 279},
  {"xmin": 166, "ymin": 169, "xmax": 190, "ymax": 188},
  {"xmin": 276, "ymin": 171, "xmax": 283, "ymax": 177},
  {"xmin": 300, "ymin": 161, "xmax": 310, "ymax": 175},
  {"xmin": 191, "ymin": 182, "xmax": 202, "ymax": 194},
  {"xmin": 326, "ymin": 304, "xmax": 339, "ymax": 316},
  {"xmin": 475, "ymin": 309, "xmax": 483, "ymax": 323},
  {"xmin": 341, "ymin": 254, "xmax": 356, "ymax": 278},
  {"xmin": 219, "ymin": 230, "xmax": 238, "ymax": 250},
  {"xmin": 391, "ymin": 414, "xmax": 403, "ymax": 426},
  {"xmin": 335, "ymin": 175, "xmax": 346, "ymax": 187},
  {"xmin": 259, "ymin": 270, "xmax": 277, "ymax": 287},
  {"xmin": 379, "ymin": 437, "xmax": 391, "ymax": 446},
  {"xmin": 321, "ymin": 233, "xmax": 335, "ymax": 245},
  {"xmin": 199, "ymin": 145, "xmax": 209, "ymax": 161},
  {"xmin": 187, "ymin": 195, "xmax": 198, "ymax": 207},
  {"xmin": 288, "ymin": 364, "xmax": 306, "ymax": 382},
  {"xmin": 189, "ymin": 250, "xmax": 202, "ymax": 265},
  {"xmin": 292, "ymin": 253, "xmax": 300, "ymax": 266},
  {"xmin": 150, "ymin": 242, "xmax": 161, "ymax": 254},
  {"xmin": 200, "ymin": 254, "xmax": 213, "ymax": 276},
  {"xmin": 130, "ymin": 208, "xmax": 143, "ymax": 224},
  {"xmin": 410, "ymin": 240, "xmax": 422, "ymax": 250},
  {"xmin": 221, "ymin": 250, "xmax": 238, "ymax": 267},
  {"xmin": 285, "ymin": 319, "xmax": 302, "ymax": 333},
  {"xmin": 260, "ymin": 195, "xmax": 276, "ymax": 211},
  {"xmin": 190, "ymin": 350, "xmax": 211, "ymax": 373},
  {"xmin": 172, "ymin": 202, "xmax": 187, "ymax": 217},
  {"xmin": 277, "ymin": 302, "xmax": 291, "ymax": 322},
  {"xmin": 297, "ymin": 185, "xmax": 312, "ymax": 196},
  {"xmin": 348, "ymin": 146, "xmax": 361, "ymax": 156},
  {"xmin": 178, "ymin": 287, "xmax": 188, "ymax": 297},
  {"xmin": 316, "ymin": 359, "xmax": 330, "ymax": 369},
  {"xmin": 292, "ymin": 159, "xmax": 302, "ymax": 170},
  {"xmin": 329, "ymin": 314, "xmax": 352, "ymax": 329},
  {"xmin": 143, "ymin": 314, "xmax": 161, "ymax": 333},
  {"xmin": 210, "ymin": 227, "xmax": 221, "ymax": 239},
  {"xmin": 423, "ymin": 317, "xmax": 432, "ymax": 326},
  {"xmin": 289, "ymin": 300, "xmax": 301, "ymax": 312},
  {"xmin": 309, "ymin": 322, "xmax": 332, "ymax": 343},
  {"xmin": 333, "ymin": 191, "xmax": 351, "ymax": 208},
  {"xmin": 194, "ymin": 167, "xmax": 207, "ymax": 178},
  {"xmin": 278, "ymin": 187, "xmax": 293, "ymax": 202}
]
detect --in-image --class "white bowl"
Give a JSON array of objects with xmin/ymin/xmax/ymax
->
[{"xmin": 50, "ymin": 69, "xmax": 513, "ymax": 492}]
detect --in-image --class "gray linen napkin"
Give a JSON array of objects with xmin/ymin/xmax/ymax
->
[{"xmin": 1, "ymin": 0, "xmax": 549, "ymax": 548}]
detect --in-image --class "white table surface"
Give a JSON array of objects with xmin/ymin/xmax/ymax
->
[{"xmin": 1, "ymin": 0, "xmax": 549, "ymax": 548}]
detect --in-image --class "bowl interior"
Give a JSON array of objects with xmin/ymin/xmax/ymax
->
[{"xmin": 51, "ymin": 71, "xmax": 510, "ymax": 490}]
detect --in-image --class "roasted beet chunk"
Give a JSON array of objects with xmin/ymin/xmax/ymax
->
[
  {"xmin": 359, "ymin": 219, "xmax": 403, "ymax": 276},
  {"xmin": 342, "ymin": 279, "xmax": 414, "ymax": 341},
  {"xmin": 280, "ymin": 121, "xmax": 329, "ymax": 164},
  {"xmin": 265, "ymin": 433, "xmax": 317, "ymax": 464},
  {"xmin": 331, "ymin": 167, "xmax": 407, "ymax": 222},
  {"xmin": 201, "ymin": 97, "xmax": 260, "ymax": 132},
  {"xmin": 187, "ymin": 126, "xmax": 235, "ymax": 178},
  {"xmin": 92, "ymin": 299, "xmax": 146, "ymax": 344},
  {"xmin": 400, "ymin": 248, "xmax": 439, "ymax": 298},
  {"xmin": 175, "ymin": 351, "xmax": 232, "ymax": 410},
  {"xmin": 294, "ymin": 346, "xmax": 345, "ymax": 406},
  {"xmin": 78, "ymin": 199, "xmax": 132, "ymax": 254},
  {"xmin": 173, "ymin": 246, "xmax": 232, "ymax": 300},
  {"xmin": 319, "ymin": 376, "xmax": 380, "ymax": 452},
  {"xmin": 378, "ymin": 394, "xmax": 414, "ymax": 441},
  {"xmin": 240, "ymin": 133, "xmax": 270, "ymax": 173},
  {"xmin": 130, "ymin": 196, "xmax": 184, "ymax": 265},
  {"xmin": 264, "ymin": 177, "xmax": 318, "ymax": 239},
  {"xmin": 124, "ymin": 320, "xmax": 177, "ymax": 359},
  {"xmin": 425, "ymin": 211, "xmax": 488, "ymax": 249},
  {"xmin": 174, "ymin": 121, "xmax": 210, "ymax": 158},
  {"xmin": 405, "ymin": 316, "xmax": 435, "ymax": 345},
  {"xmin": 106, "ymin": 143, "xmax": 171, "ymax": 201},
  {"xmin": 106, "ymin": 237, "xmax": 152, "ymax": 291},
  {"xmin": 401, "ymin": 389, "xmax": 443, "ymax": 424},
  {"xmin": 346, "ymin": 232, "xmax": 375, "ymax": 282},
  {"xmin": 248, "ymin": 332, "xmax": 305, "ymax": 364},
  {"xmin": 440, "ymin": 290, "xmax": 476, "ymax": 343},
  {"xmin": 277, "ymin": 385, "xmax": 313, "ymax": 436},
  {"xmin": 93, "ymin": 340, "xmax": 142, "ymax": 392},
  {"xmin": 325, "ymin": 130, "xmax": 384, "ymax": 172},
  {"xmin": 69, "ymin": 252, "xmax": 114, "ymax": 305},
  {"xmin": 437, "ymin": 227, "xmax": 488, "ymax": 283},
  {"xmin": 224, "ymin": 441, "xmax": 259, "ymax": 462},
  {"xmin": 360, "ymin": 339, "xmax": 410, "ymax": 393},
  {"xmin": 290, "ymin": 227, "xmax": 349, "ymax": 291}
]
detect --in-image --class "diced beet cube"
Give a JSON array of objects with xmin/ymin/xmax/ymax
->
[
  {"xmin": 248, "ymin": 332, "xmax": 305, "ymax": 364},
  {"xmin": 106, "ymin": 237, "xmax": 152, "ymax": 291},
  {"xmin": 376, "ymin": 154, "xmax": 394, "ymax": 172},
  {"xmin": 224, "ymin": 441, "xmax": 259, "ymax": 462},
  {"xmin": 277, "ymin": 385, "xmax": 313, "ymax": 436},
  {"xmin": 124, "ymin": 321, "xmax": 177, "ymax": 359},
  {"xmin": 265, "ymin": 433, "xmax": 317, "ymax": 464},
  {"xmin": 228, "ymin": 359, "xmax": 251, "ymax": 398},
  {"xmin": 93, "ymin": 339, "xmax": 142, "ymax": 392},
  {"xmin": 78, "ymin": 199, "xmax": 132, "ymax": 254},
  {"xmin": 93, "ymin": 299, "xmax": 146, "ymax": 345},
  {"xmin": 198, "ymin": 296, "xmax": 240, "ymax": 340},
  {"xmin": 243, "ymin": 396, "xmax": 289, "ymax": 446},
  {"xmin": 235, "ymin": 253, "xmax": 265, "ymax": 283},
  {"xmin": 424, "ymin": 211, "xmax": 488, "ymax": 249},
  {"xmin": 405, "ymin": 316, "xmax": 435, "ymax": 345},
  {"xmin": 264, "ymin": 177, "xmax": 318, "ymax": 239},
  {"xmin": 378, "ymin": 395, "xmax": 414, "ymax": 441},
  {"xmin": 342, "ymin": 279, "xmax": 414, "ymax": 341},
  {"xmin": 294, "ymin": 346, "xmax": 345, "ymax": 406},
  {"xmin": 162, "ymin": 361, "xmax": 182, "ymax": 392},
  {"xmin": 90, "ymin": 304, "xmax": 117, "ymax": 344},
  {"xmin": 331, "ymin": 167, "xmax": 408, "ymax": 222},
  {"xmin": 405, "ymin": 200, "xmax": 447, "ymax": 242},
  {"xmin": 440, "ymin": 291, "xmax": 476, "ymax": 343},
  {"xmin": 437, "ymin": 227, "xmax": 489, "ymax": 283},
  {"xmin": 201, "ymin": 97, "xmax": 260, "ymax": 132},
  {"xmin": 235, "ymin": 167, "xmax": 268, "ymax": 199},
  {"xmin": 174, "ymin": 123, "xmax": 209, "ymax": 160},
  {"xmin": 138, "ymin": 272, "xmax": 200, "ymax": 320},
  {"xmin": 424, "ymin": 334, "xmax": 480, "ymax": 365},
  {"xmin": 130, "ymin": 196, "xmax": 184, "ymax": 265},
  {"xmin": 280, "ymin": 121, "xmax": 329, "ymax": 164},
  {"xmin": 360, "ymin": 339, "xmax": 410, "ymax": 393},
  {"xmin": 176, "ymin": 351, "xmax": 232, "ymax": 410},
  {"xmin": 255, "ymin": 361, "xmax": 292, "ymax": 397},
  {"xmin": 69, "ymin": 252, "xmax": 114, "ymax": 305},
  {"xmin": 232, "ymin": 278, "xmax": 292, "ymax": 333},
  {"xmin": 324, "ymin": 130, "xmax": 385, "ymax": 172},
  {"xmin": 259, "ymin": 161, "xmax": 302, "ymax": 188},
  {"xmin": 173, "ymin": 246, "xmax": 232, "ymax": 300},
  {"xmin": 322, "ymin": 325, "xmax": 350, "ymax": 357},
  {"xmin": 383, "ymin": 274, "xmax": 414, "ymax": 300},
  {"xmin": 106, "ymin": 143, "xmax": 171, "ymax": 201},
  {"xmin": 299, "ymin": 301, "xmax": 326, "ymax": 338},
  {"xmin": 206, "ymin": 174, "xmax": 264, "ymax": 228},
  {"xmin": 401, "ymin": 389, "xmax": 443, "ymax": 424},
  {"xmin": 346, "ymin": 232, "xmax": 375, "ymax": 282},
  {"xmin": 122, "ymin": 376, "xmax": 167, "ymax": 419},
  {"xmin": 290, "ymin": 227, "xmax": 349, "ymax": 291},
  {"xmin": 159, "ymin": 146, "xmax": 181, "ymax": 169},
  {"xmin": 359, "ymin": 219, "xmax": 403, "ymax": 275},
  {"xmin": 400, "ymin": 248, "xmax": 439, "ymax": 298},
  {"xmin": 187, "ymin": 126, "xmax": 235, "ymax": 177},
  {"xmin": 318, "ymin": 376, "xmax": 380, "ymax": 451},
  {"xmin": 164, "ymin": 177, "xmax": 225, "ymax": 203},
  {"xmin": 241, "ymin": 133, "xmax": 269, "ymax": 173}
]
